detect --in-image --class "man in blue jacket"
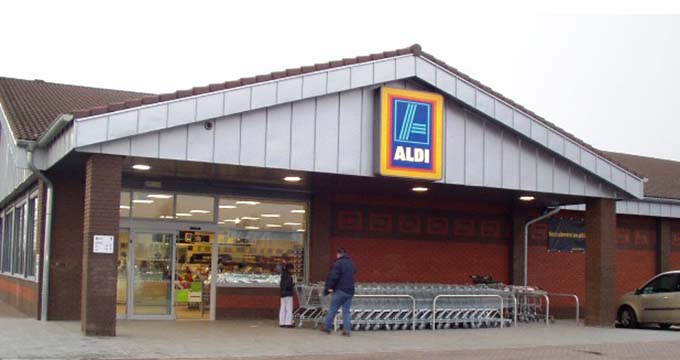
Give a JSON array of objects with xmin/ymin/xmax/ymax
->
[{"xmin": 321, "ymin": 247, "xmax": 357, "ymax": 336}]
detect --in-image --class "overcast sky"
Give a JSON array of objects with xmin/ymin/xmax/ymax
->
[{"xmin": 2, "ymin": 1, "xmax": 679, "ymax": 161}]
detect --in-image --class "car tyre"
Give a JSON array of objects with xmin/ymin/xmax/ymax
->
[
  {"xmin": 659, "ymin": 323, "xmax": 672, "ymax": 330},
  {"xmin": 618, "ymin": 306, "xmax": 638, "ymax": 329}
]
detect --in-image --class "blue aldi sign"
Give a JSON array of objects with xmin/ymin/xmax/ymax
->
[{"xmin": 378, "ymin": 87, "xmax": 443, "ymax": 180}]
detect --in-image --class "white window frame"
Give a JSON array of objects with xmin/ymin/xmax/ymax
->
[
  {"xmin": 11, "ymin": 198, "xmax": 27, "ymax": 276},
  {"xmin": 1, "ymin": 208, "xmax": 13, "ymax": 274},
  {"xmin": 25, "ymin": 191, "xmax": 38, "ymax": 280},
  {"xmin": 0, "ymin": 188, "xmax": 40, "ymax": 281}
]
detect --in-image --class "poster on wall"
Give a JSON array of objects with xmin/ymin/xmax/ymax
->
[{"xmin": 548, "ymin": 218, "xmax": 586, "ymax": 252}]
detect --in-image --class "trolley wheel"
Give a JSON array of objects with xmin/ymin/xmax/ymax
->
[{"xmin": 618, "ymin": 306, "xmax": 638, "ymax": 329}]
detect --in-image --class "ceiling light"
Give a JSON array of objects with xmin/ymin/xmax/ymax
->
[
  {"xmin": 296, "ymin": 229, "xmax": 306, "ymax": 232},
  {"xmin": 412, "ymin": 187, "xmax": 428, "ymax": 192},
  {"xmin": 189, "ymin": 209, "xmax": 211, "ymax": 214},
  {"xmin": 147, "ymin": 194, "xmax": 172, "ymax": 199},
  {"xmin": 132, "ymin": 199, "xmax": 154, "ymax": 204},
  {"xmin": 283, "ymin": 176, "xmax": 301, "ymax": 182},
  {"xmin": 224, "ymin": 218, "xmax": 242, "ymax": 224},
  {"xmin": 236, "ymin": 200, "xmax": 260, "ymax": 205},
  {"xmin": 132, "ymin": 164, "xmax": 151, "ymax": 171},
  {"xmin": 284, "ymin": 222, "xmax": 302, "ymax": 226},
  {"xmin": 217, "ymin": 221, "xmax": 225, "ymax": 225},
  {"xmin": 241, "ymin": 216, "xmax": 260, "ymax": 221},
  {"xmin": 175, "ymin": 213, "xmax": 193, "ymax": 217},
  {"xmin": 119, "ymin": 205, "xmax": 130, "ymax": 209},
  {"xmin": 519, "ymin": 196, "xmax": 535, "ymax": 201},
  {"xmin": 244, "ymin": 226, "xmax": 260, "ymax": 230},
  {"xmin": 159, "ymin": 215, "xmax": 174, "ymax": 219},
  {"xmin": 219, "ymin": 205, "xmax": 237, "ymax": 209},
  {"xmin": 291, "ymin": 209, "xmax": 306, "ymax": 214},
  {"xmin": 266, "ymin": 224, "xmax": 282, "ymax": 228},
  {"xmin": 261, "ymin": 214, "xmax": 280, "ymax": 218}
]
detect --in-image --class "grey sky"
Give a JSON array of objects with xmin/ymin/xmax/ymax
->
[{"xmin": 1, "ymin": 3, "xmax": 678, "ymax": 161}]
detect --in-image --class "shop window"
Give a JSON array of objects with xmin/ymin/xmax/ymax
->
[
  {"xmin": 120, "ymin": 191, "xmax": 131, "ymax": 219},
  {"xmin": 176, "ymin": 195, "xmax": 214, "ymax": 222},
  {"xmin": 131, "ymin": 192, "xmax": 174, "ymax": 220},
  {"xmin": 26, "ymin": 197, "xmax": 38, "ymax": 278},
  {"xmin": 215, "ymin": 197, "xmax": 306, "ymax": 286},
  {"xmin": 2, "ymin": 211, "xmax": 13, "ymax": 273},
  {"xmin": 12, "ymin": 204, "xmax": 25, "ymax": 275}
]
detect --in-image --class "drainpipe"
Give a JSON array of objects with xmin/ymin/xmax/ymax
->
[
  {"xmin": 523, "ymin": 206, "xmax": 561, "ymax": 286},
  {"xmin": 22, "ymin": 114, "xmax": 73, "ymax": 321}
]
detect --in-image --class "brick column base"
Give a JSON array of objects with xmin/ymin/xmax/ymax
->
[
  {"xmin": 511, "ymin": 208, "xmax": 527, "ymax": 285},
  {"xmin": 585, "ymin": 198, "xmax": 617, "ymax": 327},
  {"xmin": 81, "ymin": 154, "xmax": 122, "ymax": 336}
]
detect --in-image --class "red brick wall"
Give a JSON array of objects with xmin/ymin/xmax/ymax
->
[
  {"xmin": 670, "ymin": 220, "xmax": 680, "ymax": 269},
  {"xmin": 0, "ymin": 275, "xmax": 38, "ymax": 317}
]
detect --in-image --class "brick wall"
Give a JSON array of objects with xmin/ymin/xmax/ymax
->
[
  {"xmin": 670, "ymin": 220, "xmax": 680, "ymax": 269},
  {"xmin": 45, "ymin": 160, "xmax": 85, "ymax": 320},
  {"xmin": 0, "ymin": 275, "xmax": 38, "ymax": 317}
]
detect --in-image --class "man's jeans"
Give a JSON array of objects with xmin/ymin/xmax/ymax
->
[{"xmin": 324, "ymin": 290, "xmax": 353, "ymax": 333}]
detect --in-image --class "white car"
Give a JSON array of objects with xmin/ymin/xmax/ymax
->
[{"xmin": 617, "ymin": 270, "xmax": 680, "ymax": 329}]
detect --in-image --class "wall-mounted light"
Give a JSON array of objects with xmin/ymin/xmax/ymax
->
[
  {"xmin": 519, "ymin": 196, "xmax": 535, "ymax": 201},
  {"xmin": 412, "ymin": 186, "xmax": 428, "ymax": 192},
  {"xmin": 283, "ymin": 176, "xmax": 301, "ymax": 182},
  {"xmin": 132, "ymin": 164, "xmax": 151, "ymax": 171}
]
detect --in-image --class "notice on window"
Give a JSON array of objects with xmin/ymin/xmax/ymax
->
[{"xmin": 93, "ymin": 235, "xmax": 115, "ymax": 254}]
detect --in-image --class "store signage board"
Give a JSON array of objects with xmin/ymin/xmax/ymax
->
[
  {"xmin": 93, "ymin": 235, "xmax": 115, "ymax": 254},
  {"xmin": 378, "ymin": 87, "xmax": 443, "ymax": 180}
]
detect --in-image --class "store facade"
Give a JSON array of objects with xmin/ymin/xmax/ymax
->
[{"xmin": 2, "ymin": 45, "xmax": 680, "ymax": 336}]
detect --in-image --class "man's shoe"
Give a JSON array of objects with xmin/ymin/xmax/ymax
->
[
  {"xmin": 342, "ymin": 331, "xmax": 351, "ymax": 337},
  {"xmin": 319, "ymin": 325, "xmax": 331, "ymax": 334}
]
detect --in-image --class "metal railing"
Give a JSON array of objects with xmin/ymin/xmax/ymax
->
[{"xmin": 548, "ymin": 293, "xmax": 580, "ymax": 325}]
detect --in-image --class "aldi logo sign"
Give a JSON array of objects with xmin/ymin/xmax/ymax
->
[{"xmin": 378, "ymin": 87, "xmax": 443, "ymax": 180}]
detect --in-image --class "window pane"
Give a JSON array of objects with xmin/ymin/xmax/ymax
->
[
  {"xmin": 1, "ymin": 212, "xmax": 12, "ymax": 272},
  {"xmin": 216, "ymin": 197, "xmax": 307, "ymax": 286},
  {"xmin": 26, "ymin": 198, "xmax": 37, "ymax": 277},
  {"xmin": 176, "ymin": 195, "xmax": 214, "ymax": 222},
  {"xmin": 131, "ymin": 192, "xmax": 174, "ymax": 220},
  {"xmin": 12, "ymin": 205, "xmax": 24, "ymax": 274},
  {"xmin": 120, "ymin": 192, "xmax": 131, "ymax": 218}
]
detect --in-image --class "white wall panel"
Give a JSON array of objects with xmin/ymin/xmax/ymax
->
[
  {"xmin": 302, "ymin": 73, "xmax": 327, "ymax": 98},
  {"xmin": 513, "ymin": 112, "xmax": 531, "ymax": 138},
  {"xmin": 76, "ymin": 116, "xmax": 108, "ymax": 146},
  {"xmin": 351, "ymin": 64, "xmax": 374, "ymax": 89},
  {"xmin": 196, "ymin": 93, "xmax": 224, "ymax": 121},
  {"xmin": 159, "ymin": 125, "xmax": 188, "ymax": 160},
  {"xmin": 520, "ymin": 142, "xmax": 537, "ymax": 190},
  {"xmin": 327, "ymin": 69, "xmax": 351, "ymax": 93},
  {"xmin": 265, "ymin": 104, "xmax": 292, "ymax": 169},
  {"xmin": 436, "ymin": 69, "xmax": 456, "ymax": 97},
  {"xmin": 501, "ymin": 133, "xmax": 520, "ymax": 189},
  {"xmin": 495, "ymin": 101, "xmax": 513, "ymax": 128},
  {"xmin": 130, "ymin": 132, "xmax": 159, "ymax": 158},
  {"xmin": 314, "ymin": 94, "xmax": 340, "ymax": 173},
  {"xmin": 108, "ymin": 111, "xmax": 138, "ymax": 139},
  {"xmin": 553, "ymin": 161, "xmax": 570, "ymax": 194},
  {"xmin": 213, "ymin": 115, "xmax": 241, "ymax": 165},
  {"xmin": 337, "ymin": 90, "xmax": 362, "ymax": 175},
  {"xmin": 101, "ymin": 137, "xmax": 130, "ymax": 156},
  {"xmin": 445, "ymin": 104, "xmax": 466, "ymax": 184},
  {"xmin": 251, "ymin": 83, "xmax": 277, "ymax": 109},
  {"xmin": 483, "ymin": 122, "xmax": 502, "ymax": 187},
  {"xmin": 456, "ymin": 81, "xmax": 476, "ymax": 107},
  {"xmin": 290, "ymin": 99, "xmax": 316, "ymax": 171},
  {"xmin": 536, "ymin": 151, "xmax": 553, "ymax": 192},
  {"xmin": 373, "ymin": 60, "xmax": 396, "ymax": 83},
  {"xmin": 139, "ymin": 105, "xmax": 168, "ymax": 132},
  {"xmin": 240, "ymin": 109, "xmax": 267, "ymax": 167},
  {"xmin": 224, "ymin": 88, "xmax": 251, "ymax": 114},
  {"xmin": 395, "ymin": 56, "xmax": 415, "ymax": 78},
  {"xmin": 415, "ymin": 58, "xmax": 436, "ymax": 85},
  {"xmin": 530, "ymin": 122, "xmax": 548, "ymax": 147},
  {"xmin": 476, "ymin": 92, "xmax": 494, "ymax": 117},
  {"xmin": 277, "ymin": 78, "xmax": 303, "ymax": 104},
  {"xmin": 464, "ymin": 112, "xmax": 484, "ymax": 186},
  {"xmin": 168, "ymin": 98, "xmax": 196, "ymax": 127},
  {"xmin": 187, "ymin": 121, "xmax": 215, "ymax": 162}
]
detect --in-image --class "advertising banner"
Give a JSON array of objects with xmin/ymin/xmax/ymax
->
[{"xmin": 548, "ymin": 218, "xmax": 586, "ymax": 251}]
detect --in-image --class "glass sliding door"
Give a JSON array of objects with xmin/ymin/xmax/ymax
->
[{"xmin": 131, "ymin": 232, "xmax": 174, "ymax": 317}]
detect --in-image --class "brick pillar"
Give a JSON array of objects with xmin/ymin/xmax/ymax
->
[
  {"xmin": 511, "ymin": 208, "xmax": 527, "ymax": 285},
  {"xmin": 81, "ymin": 154, "xmax": 122, "ymax": 336},
  {"xmin": 585, "ymin": 198, "xmax": 617, "ymax": 327},
  {"xmin": 309, "ymin": 191, "xmax": 332, "ymax": 282},
  {"xmin": 657, "ymin": 219, "xmax": 671, "ymax": 273}
]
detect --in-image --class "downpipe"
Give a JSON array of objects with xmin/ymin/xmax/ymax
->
[{"xmin": 523, "ymin": 207, "xmax": 561, "ymax": 286}]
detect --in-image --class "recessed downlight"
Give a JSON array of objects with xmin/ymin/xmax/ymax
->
[
  {"xmin": 175, "ymin": 213, "xmax": 193, "ymax": 217},
  {"xmin": 219, "ymin": 205, "xmax": 237, "ymax": 209},
  {"xmin": 284, "ymin": 222, "xmax": 302, "ymax": 226},
  {"xmin": 261, "ymin": 214, "xmax": 281, "ymax": 218},
  {"xmin": 245, "ymin": 226, "xmax": 260, "ymax": 230},
  {"xmin": 224, "ymin": 218, "xmax": 242, "ymax": 224},
  {"xmin": 519, "ymin": 196, "xmax": 535, "ymax": 201},
  {"xmin": 132, "ymin": 199, "xmax": 154, "ymax": 204},
  {"xmin": 119, "ymin": 205, "xmax": 130, "ymax": 209},
  {"xmin": 241, "ymin": 216, "xmax": 260, "ymax": 221},
  {"xmin": 296, "ymin": 229, "xmax": 306, "ymax": 232},
  {"xmin": 236, "ymin": 200, "xmax": 260, "ymax": 205},
  {"xmin": 189, "ymin": 209, "xmax": 211, "ymax": 214},
  {"xmin": 291, "ymin": 209, "xmax": 306, "ymax": 214},
  {"xmin": 147, "ymin": 194, "xmax": 172, "ymax": 199},
  {"xmin": 412, "ymin": 187, "xmax": 428, "ymax": 192},
  {"xmin": 132, "ymin": 164, "xmax": 151, "ymax": 171},
  {"xmin": 266, "ymin": 224, "xmax": 282, "ymax": 228},
  {"xmin": 283, "ymin": 176, "xmax": 302, "ymax": 182}
]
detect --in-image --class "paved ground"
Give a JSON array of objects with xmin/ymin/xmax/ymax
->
[{"xmin": 1, "ymin": 300, "xmax": 679, "ymax": 359}]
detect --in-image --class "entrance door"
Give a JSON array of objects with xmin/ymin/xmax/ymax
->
[
  {"xmin": 130, "ymin": 231, "xmax": 174, "ymax": 318},
  {"xmin": 175, "ymin": 230, "xmax": 214, "ymax": 320}
]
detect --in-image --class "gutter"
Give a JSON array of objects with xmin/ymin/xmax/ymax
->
[
  {"xmin": 19, "ymin": 114, "xmax": 73, "ymax": 321},
  {"xmin": 523, "ymin": 207, "xmax": 561, "ymax": 286}
]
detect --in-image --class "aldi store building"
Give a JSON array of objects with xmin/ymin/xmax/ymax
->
[{"xmin": 1, "ymin": 45, "xmax": 680, "ymax": 336}]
